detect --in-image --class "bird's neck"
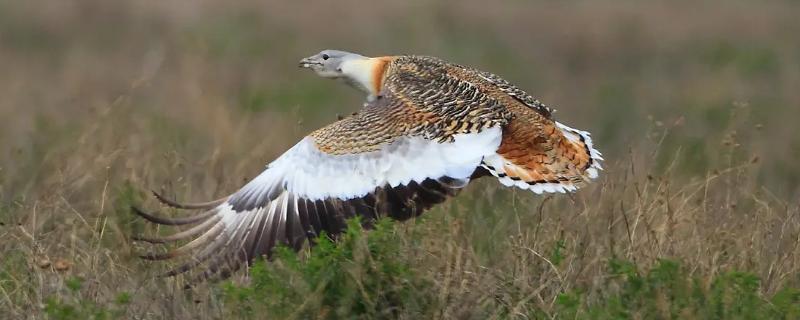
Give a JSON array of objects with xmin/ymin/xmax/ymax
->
[{"xmin": 339, "ymin": 57, "xmax": 392, "ymax": 98}]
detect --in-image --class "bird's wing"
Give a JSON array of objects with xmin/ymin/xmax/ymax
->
[
  {"xmin": 133, "ymin": 91, "xmax": 503, "ymax": 282},
  {"xmin": 468, "ymin": 68, "xmax": 555, "ymax": 118},
  {"xmin": 379, "ymin": 55, "xmax": 513, "ymax": 143},
  {"xmin": 383, "ymin": 55, "xmax": 551, "ymax": 122}
]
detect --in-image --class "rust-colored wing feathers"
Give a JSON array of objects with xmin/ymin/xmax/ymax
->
[{"xmin": 487, "ymin": 116, "xmax": 599, "ymax": 191}]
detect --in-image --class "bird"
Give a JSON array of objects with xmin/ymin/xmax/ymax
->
[{"xmin": 133, "ymin": 50, "xmax": 603, "ymax": 283}]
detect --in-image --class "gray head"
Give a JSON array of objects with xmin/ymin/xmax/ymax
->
[{"xmin": 299, "ymin": 49, "xmax": 367, "ymax": 78}]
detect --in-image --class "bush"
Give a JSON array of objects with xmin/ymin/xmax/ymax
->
[
  {"xmin": 221, "ymin": 218, "xmax": 436, "ymax": 320},
  {"xmin": 556, "ymin": 259, "xmax": 800, "ymax": 319}
]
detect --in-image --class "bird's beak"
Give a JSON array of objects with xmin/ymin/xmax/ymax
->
[{"xmin": 299, "ymin": 57, "xmax": 321, "ymax": 68}]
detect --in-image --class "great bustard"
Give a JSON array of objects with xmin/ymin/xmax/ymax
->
[{"xmin": 133, "ymin": 50, "xmax": 603, "ymax": 282}]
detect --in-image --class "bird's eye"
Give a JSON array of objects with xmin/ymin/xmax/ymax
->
[{"xmin": 322, "ymin": 54, "xmax": 330, "ymax": 60}]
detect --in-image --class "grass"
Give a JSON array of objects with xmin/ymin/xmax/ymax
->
[
  {"xmin": 42, "ymin": 277, "xmax": 130, "ymax": 320},
  {"xmin": 1, "ymin": 0, "xmax": 800, "ymax": 319}
]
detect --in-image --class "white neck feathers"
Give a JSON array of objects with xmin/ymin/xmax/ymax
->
[{"xmin": 339, "ymin": 58, "xmax": 389, "ymax": 98}]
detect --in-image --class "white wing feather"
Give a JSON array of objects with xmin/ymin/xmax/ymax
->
[{"xmin": 236, "ymin": 126, "xmax": 502, "ymax": 202}]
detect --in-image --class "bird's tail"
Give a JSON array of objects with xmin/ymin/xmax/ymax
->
[{"xmin": 481, "ymin": 121, "xmax": 603, "ymax": 194}]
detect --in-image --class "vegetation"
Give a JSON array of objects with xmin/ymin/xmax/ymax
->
[
  {"xmin": 221, "ymin": 220, "xmax": 800, "ymax": 319},
  {"xmin": 2, "ymin": 0, "xmax": 800, "ymax": 319},
  {"xmin": 43, "ymin": 277, "xmax": 130, "ymax": 320},
  {"xmin": 222, "ymin": 218, "xmax": 436, "ymax": 319}
]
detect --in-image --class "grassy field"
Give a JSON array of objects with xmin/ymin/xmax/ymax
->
[{"xmin": 2, "ymin": 0, "xmax": 800, "ymax": 318}]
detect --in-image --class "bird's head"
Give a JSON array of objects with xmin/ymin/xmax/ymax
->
[
  {"xmin": 300, "ymin": 49, "xmax": 390, "ymax": 99},
  {"xmin": 299, "ymin": 49, "xmax": 367, "ymax": 79}
]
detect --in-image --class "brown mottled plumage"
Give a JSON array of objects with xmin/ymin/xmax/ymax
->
[
  {"xmin": 373, "ymin": 55, "xmax": 599, "ymax": 189},
  {"xmin": 132, "ymin": 51, "xmax": 602, "ymax": 284}
]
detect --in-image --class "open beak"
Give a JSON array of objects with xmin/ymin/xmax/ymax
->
[{"xmin": 299, "ymin": 57, "xmax": 321, "ymax": 68}]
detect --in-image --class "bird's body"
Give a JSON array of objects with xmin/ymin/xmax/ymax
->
[
  {"xmin": 134, "ymin": 52, "xmax": 603, "ymax": 282},
  {"xmin": 311, "ymin": 54, "xmax": 600, "ymax": 191}
]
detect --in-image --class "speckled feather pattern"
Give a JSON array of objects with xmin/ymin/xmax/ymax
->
[
  {"xmin": 312, "ymin": 55, "xmax": 599, "ymax": 187},
  {"xmin": 308, "ymin": 90, "xmax": 442, "ymax": 155},
  {"xmin": 310, "ymin": 56, "xmax": 514, "ymax": 153}
]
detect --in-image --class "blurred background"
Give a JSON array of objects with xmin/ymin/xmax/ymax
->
[{"xmin": 1, "ymin": 0, "xmax": 799, "ymax": 318}]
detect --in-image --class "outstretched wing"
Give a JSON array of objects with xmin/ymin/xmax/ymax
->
[{"xmin": 133, "ymin": 91, "xmax": 502, "ymax": 282}]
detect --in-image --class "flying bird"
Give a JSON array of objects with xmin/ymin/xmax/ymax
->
[{"xmin": 133, "ymin": 50, "xmax": 603, "ymax": 282}]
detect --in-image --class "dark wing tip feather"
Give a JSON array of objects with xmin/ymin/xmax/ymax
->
[
  {"xmin": 139, "ymin": 250, "xmax": 179, "ymax": 261},
  {"xmin": 132, "ymin": 215, "xmax": 222, "ymax": 244},
  {"xmin": 152, "ymin": 190, "xmax": 227, "ymax": 210},
  {"xmin": 131, "ymin": 205, "xmax": 216, "ymax": 226},
  {"xmin": 131, "ymin": 235, "xmax": 170, "ymax": 244}
]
